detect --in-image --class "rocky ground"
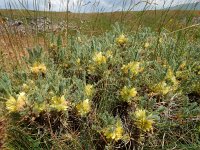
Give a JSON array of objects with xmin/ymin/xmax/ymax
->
[{"xmin": 0, "ymin": 16, "xmax": 78, "ymax": 35}]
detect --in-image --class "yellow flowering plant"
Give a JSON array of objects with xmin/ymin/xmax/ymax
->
[
  {"xmin": 120, "ymin": 86, "xmax": 137, "ymax": 103},
  {"xmin": 102, "ymin": 119, "xmax": 124, "ymax": 142},
  {"xmin": 1, "ymin": 24, "xmax": 199, "ymax": 149},
  {"xmin": 6, "ymin": 92, "xmax": 27, "ymax": 113},
  {"xmin": 76, "ymin": 99, "xmax": 91, "ymax": 117},
  {"xmin": 151, "ymin": 81, "xmax": 171, "ymax": 95},
  {"xmin": 92, "ymin": 52, "xmax": 107, "ymax": 65},
  {"xmin": 50, "ymin": 95, "xmax": 69, "ymax": 112},
  {"xmin": 133, "ymin": 109, "xmax": 154, "ymax": 132},
  {"xmin": 116, "ymin": 34, "xmax": 128, "ymax": 46},
  {"xmin": 144, "ymin": 42, "xmax": 150, "ymax": 48},
  {"xmin": 85, "ymin": 84, "xmax": 94, "ymax": 97},
  {"xmin": 121, "ymin": 61, "xmax": 143, "ymax": 77},
  {"xmin": 30, "ymin": 62, "xmax": 47, "ymax": 75}
]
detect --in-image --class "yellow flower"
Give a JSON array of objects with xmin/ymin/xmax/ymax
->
[
  {"xmin": 50, "ymin": 95, "xmax": 68, "ymax": 112},
  {"xmin": 76, "ymin": 58, "xmax": 81, "ymax": 65},
  {"xmin": 134, "ymin": 109, "xmax": 154, "ymax": 132},
  {"xmin": 6, "ymin": 96, "xmax": 17, "ymax": 113},
  {"xmin": 17, "ymin": 92, "xmax": 27, "ymax": 106},
  {"xmin": 176, "ymin": 71, "xmax": 189, "ymax": 80},
  {"xmin": 93, "ymin": 52, "xmax": 107, "ymax": 65},
  {"xmin": 165, "ymin": 68, "xmax": 175, "ymax": 82},
  {"xmin": 30, "ymin": 62, "xmax": 47, "ymax": 74},
  {"xmin": 129, "ymin": 88, "xmax": 138, "ymax": 97},
  {"xmin": 102, "ymin": 119, "xmax": 124, "ymax": 141},
  {"xmin": 116, "ymin": 34, "xmax": 128, "ymax": 45},
  {"xmin": 152, "ymin": 81, "xmax": 171, "ymax": 95},
  {"xmin": 159, "ymin": 38, "xmax": 163, "ymax": 43},
  {"xmin": 6, "ymin": 92, "xmax": 27, "ymax": 113},
  {"xmin": 135, "ymin": 109, "xmax": 146, "ymax": 120},
  {"xmin": 121, "ymin": 64, "xmax": 129, "ymax": 74},
  {"xmin": 76, "ymin": 99, "xmax": 91, "ymax": 116},
  {"xmin": 128, "ymin": 61, "xmax": 143, "ymax": 76},
  {"xmin": 87, "ymin": 64, "xmax": 96, "ymax": 74},
  {"xmin": 165, "ymin": 67, "xmax": 179, "ymax": 90},
  {"xmin": 85, "ymin": 84, "xmax": 94, "ymax": 97},
  {"xmin": 144, "ymin": 42, "xmax": 150, "ymax": 48},
  {"xmin": 77, "ymin": 37, "xmax": 82, "ymax": 43},
  {"xmin": 121, "ymin": 61, "xmax": 143, "ymax": 76},
  {"xmin": 120, "ymin": 86, "xmax": 137, "ymax": 102}
]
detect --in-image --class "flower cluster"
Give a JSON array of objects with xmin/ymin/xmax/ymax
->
[
  {"xmin": 120, "ymin": 86, "xmax": 137, "ymax": 102},
  {"xmin": 116, "ymin": 34, "xmax": 128, "ymax": 46},
  {"xmin": 121, "ymin": 61, "xmax": 143, "ymax": 77},
  {"xmin": 76, "ymin": 99, "xmax": 91, "ymax": 117},
  {"xmin": 6, "ymin": 92, "xmax": 27, "ymax": 113},
  {"xmin": 50, "ymin": 95, "xmax": 69, "ymax": 112},
  {"xmin": 92, "ymin": 52, "xmax": 107, "ymax": 65},
  {"xmin": 30, "ymin": 62, "xmax": 47, "ymax": 75},
  {"xmin": 134, "ymin": 109, "xmax": 154, "ymax": 132},
  {"xmin": 152, "ymin": 66, "xmax": 179, "ymax": 95},
  {"xmin": 152, "ymin": 81, "xmax": 171, "ymax": 95},
  {"xmin": 85, "ymin": 84, "xmax": 94, "ymax": 97},
  {"xmin": 102, "ymin": 119, "xmax": 127, "ymax": 142}
]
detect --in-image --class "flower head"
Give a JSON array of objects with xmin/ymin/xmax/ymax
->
[
  {"xmin": 93, "ymin": 52, "xmax": 107, "ymax": 65},
  {"xmin": 85, "ymin": 84, "xmax": 94, "ymax": 97},
  {"xmin": 144, "ymin": 42, "xmax": 150, "ymax": 48},
  {"xmin": 121, "ymin": 64, "xmax": 129, "ymax": 74},
  {"xmin": 50, "ymin": 95, "xmax": 68, "ymax": 112},
  {"xmin": 30, "ymin": 62, "xmax": 47, "ymax": 75},
  {"xmin": 77, "ymin": 37, "xmax": 82, "ymax": 43},
  {"xmin": 152, "ymin": 81, "xmax": 171, "ymax": 95},
  {"xmin": 102, "ymin": 119, "xmax": 124, "ymax": 142},
  {"xmin": 87, "ymin": 64, "xmax": 96, "ymax": 74},
  {"xmin": 121, "ymin": 61, "xmax": 143, "ymax": 76},
  {"xmin": 129, "ymin": 61, "xmax": 143, "ymax": 76},
  {"xmin": 134, "ymin": 109, "xmax": 154, "ymax": 132},
  {"xmin": 106, "ymin": 50, "xmax": 113, "ymax": 59},
  {"xmin": 120, "ymin": 86, "xmax": 137, "ymax": 102},
  {"xmin": 116, "ymin": 34, "xmax": 128, "ymax": 45},
  {"xmin": 165, "ymin": 67, "xmax": 179, "ymax": 90},
  {"xmin": 6, "ymin": 92, "xmax": 27, "ymax": 113},
  {"xmin": 76, "ymin": 99, "xmax": 91, "ymax": 116},
  {"xmin": 76, "ymin": 58, "xmax": 81, "ymax": 66}
]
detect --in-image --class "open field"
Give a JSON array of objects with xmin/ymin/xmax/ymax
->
[
  {"xmin": 1, "ymin": 9, "xmax": 200, "ymax": 32},
  {"xmin": 0, "ymin": 8, "xmax": 200, "ymax": 150}
]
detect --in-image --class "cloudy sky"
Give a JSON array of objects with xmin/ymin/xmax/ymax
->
[{"xmin": 0, "ymin": 0, "xmax": 199, "ymax": 12}]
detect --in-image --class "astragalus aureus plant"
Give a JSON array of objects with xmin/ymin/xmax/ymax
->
[{"xmin": 0, "ymin": 26, "xmax": 200, "ymax": 149}]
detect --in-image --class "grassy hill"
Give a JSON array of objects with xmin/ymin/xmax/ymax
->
[
  {"xmin": 168, "ymin": 2, "xmax": 200, "ymax": 10},
  {"xmin": 0, "ymin": 9, "xmax": 200, "ymax": 35}
]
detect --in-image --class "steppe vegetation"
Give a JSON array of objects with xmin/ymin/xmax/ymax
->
[{"xmin": 0, "ymin": 0, "xmax": 200, "ymax": 149}]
